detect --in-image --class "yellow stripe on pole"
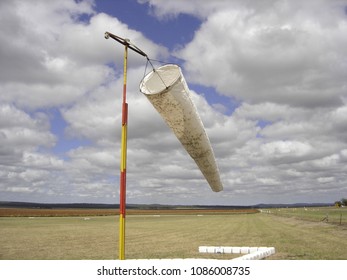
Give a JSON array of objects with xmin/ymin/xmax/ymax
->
[
  {"xmin": 120, "ymin": 125, "xmax": 127, "ymax": 171},
  {"xmin": 123, "ymin": 46, "xmax": 128, "ymax": 91},
  {"xmin": 119, "ymin": 213, "xmax": 125, "ymax": 259},
  {"xmin": 118, "ymin": 43, "xmax": 128, "ymax": 260}
]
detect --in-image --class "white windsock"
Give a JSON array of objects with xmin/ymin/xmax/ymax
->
[{"xmin": 140, "ymin": 64, "xmax": 223, "ymax": 192}]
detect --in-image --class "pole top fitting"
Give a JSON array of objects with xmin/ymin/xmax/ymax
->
[{"xmin": 104, "ymin": 31, "xmax": 148, "ymax": 57}]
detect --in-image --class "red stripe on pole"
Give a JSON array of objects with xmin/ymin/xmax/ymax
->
[
  {"xmin": 120, "ymin": 170, "xmax": 126, "ymax": 217},
  {"xmin": 122, "ymin": 102, "xmax": 128, "ymax": 125}
]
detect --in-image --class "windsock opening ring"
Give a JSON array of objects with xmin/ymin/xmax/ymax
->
[{"xmin": 140, "ymin": 64, "xmax": 181, "ymax": 95}]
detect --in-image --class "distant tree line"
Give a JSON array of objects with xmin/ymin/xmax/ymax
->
[{"xmin": 335, "ymin": 198, "xmax": 347, "ymax": 207}]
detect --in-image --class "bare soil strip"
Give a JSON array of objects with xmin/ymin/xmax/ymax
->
[{"xmin": 0, "ymin": 208, "xmax": 259, "ymax": 217}]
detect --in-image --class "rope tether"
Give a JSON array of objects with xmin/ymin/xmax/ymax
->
[{"xmin": 143, "ymin": 57, "xmax": 173, "ymax": 91}]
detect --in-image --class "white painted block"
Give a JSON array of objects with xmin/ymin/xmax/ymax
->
[
  {"xmin": 231, "ymin": 247, "xmax": 241, "ymax": 254},
  {"xmin": 249, "ymin": 247, "xmax": 258, "ymax": 253},
  {"xmin": 198, "ymin": 246, "xmax": 276, "ymax": 260},
  {"xmin": 198, "ymin": 246, "xmax": 207, "ymax": 253},
  {"xmin": 214, "ymin": 247, "xmax": 224, "ymax": 254},
  {"xmin": 240, "ymin": 247, "xmax": 250, "ymax": 254},
  {"xmin": 223, "ymin": 247, "xmax": 233, "ymax": 254}
]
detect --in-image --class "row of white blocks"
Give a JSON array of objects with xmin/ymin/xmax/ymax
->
[{"xmin": 199, "ymin": 246, "xmax": 276, "ymax": 260}]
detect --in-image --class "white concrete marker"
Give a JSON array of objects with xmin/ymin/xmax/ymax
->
[{"xmin": 199, "ymin": 246, "xmax": 276, "ymax": 260}]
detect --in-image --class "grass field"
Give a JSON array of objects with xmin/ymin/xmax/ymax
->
[
  {"xmin": 1, "ymin": 207, "xmax": 346, "ymax": 260},
  {"xmin": 0, "ymin": 207, "xmax": 258, "ymax": 217},
  {"xmin": 264, "ymin": 207, "xmax": 347, "ymax": 226}
]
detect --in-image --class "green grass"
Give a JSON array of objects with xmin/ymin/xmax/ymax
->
[
  {"xmin": 266, "ymin": 207, "xmax": 347, "ymax": 225},
  {"xmin": 0, "ymin": 216, "xmax": 118, "ymax": 259},
  {"xmin": 1, "ymin": 211, "xmax": 346, "ymax": 260}
]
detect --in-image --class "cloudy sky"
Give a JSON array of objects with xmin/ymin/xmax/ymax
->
[{"xmin": 1, "ymin": 0, "xmax": 347, "ymax": 205}]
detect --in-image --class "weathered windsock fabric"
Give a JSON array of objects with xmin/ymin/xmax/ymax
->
[{"xmin": 140, "ymin": 64, "xmax": 223, "ymax": 192}]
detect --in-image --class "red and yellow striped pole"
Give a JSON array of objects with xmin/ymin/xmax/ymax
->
[
  {"xmin": 119, "ymin": 43, "xmax": 128, "ymax": 260},
  {"xmin": 104, "ymin": 31, "xmax": 147, "ymax": 261}
]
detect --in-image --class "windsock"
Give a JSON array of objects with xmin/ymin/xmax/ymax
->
[{"xmin": 140, "ymin": 64, "xmax": 223, "ymax": 192}]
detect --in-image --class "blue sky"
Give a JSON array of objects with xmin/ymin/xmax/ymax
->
[
  {"xmin": 1, "ymin": 0, "xmax": 347, "ymax": 205},
  {"xmin": 96, "ymin": 0, "xmax": 201, "ymax": 50}
]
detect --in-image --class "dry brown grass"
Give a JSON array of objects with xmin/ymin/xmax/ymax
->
[
  {"xmin": 0, "ymin": 208, "xmax": 117, "ymax": 217},
  {"xmin": 0, "ymin": 208, "xmax": 258, "ymax": 217},
  {"xmin": 1, "ymin": 210, "xmax": 346, "ymax": 260}
]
